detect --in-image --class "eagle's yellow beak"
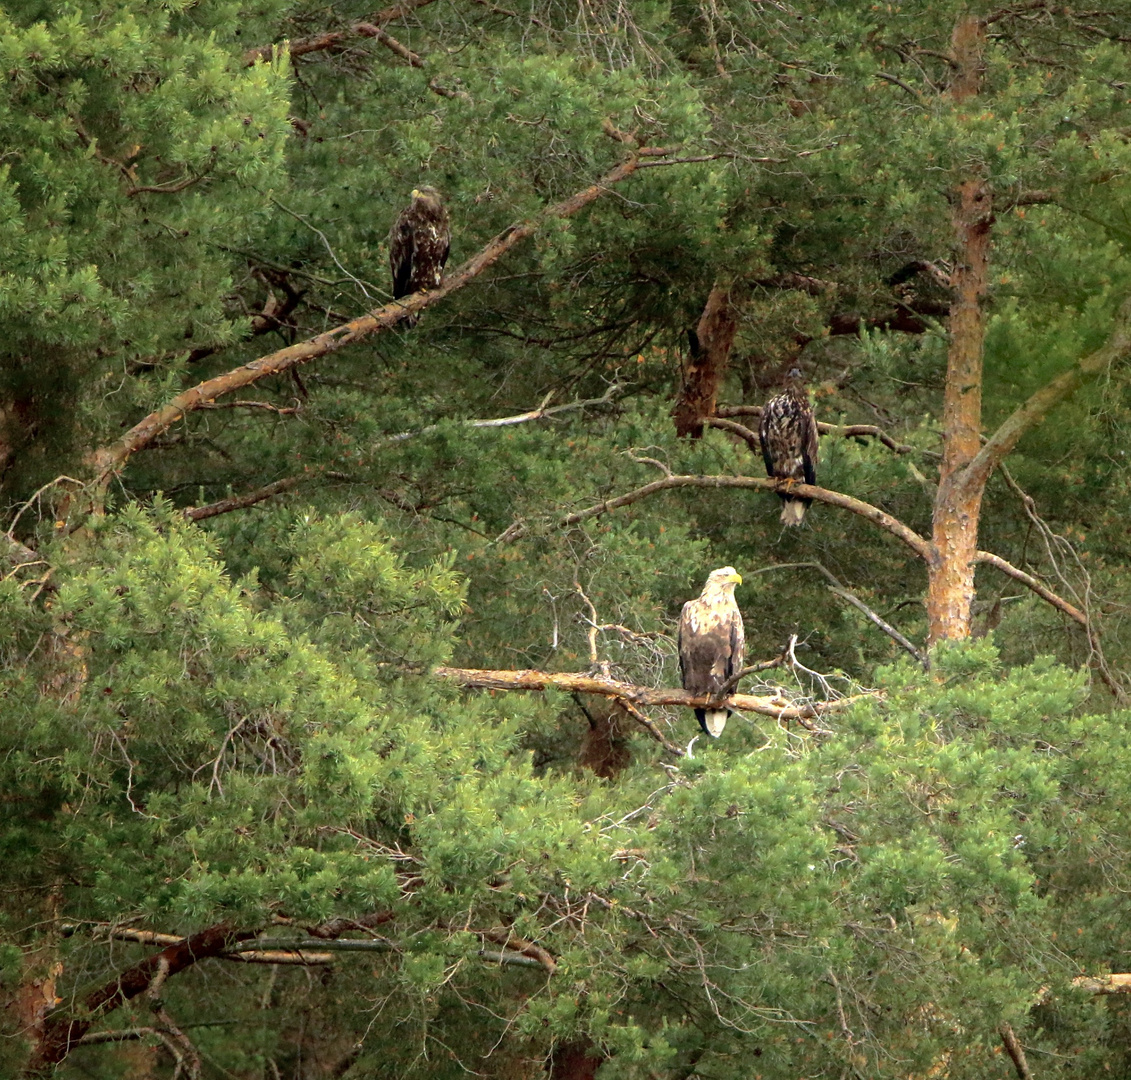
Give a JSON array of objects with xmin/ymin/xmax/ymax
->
[{"xmin": 732, "ymin": 572, "xmax": 743, "ymax": 586}]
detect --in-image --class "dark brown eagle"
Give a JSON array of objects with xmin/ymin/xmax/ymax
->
[
  {"xmin": 678, "ymin": 567, "xmax": 745, "ymax": 738},
  {"xmin": 388, "ymin": 186, "xmax": 451, "ymax": 327},
  {"xmin": 759, "ymin": 368, "xmax": 819, "ymax": 526}
]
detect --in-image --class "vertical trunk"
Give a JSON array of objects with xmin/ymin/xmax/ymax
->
[
  {"xmin": 673, "ymin": 285, "xmax": 736, "ymax": 438},
  {"xmin": 926, "ymin": 17, "xmax": 993, "ymax": 645}
]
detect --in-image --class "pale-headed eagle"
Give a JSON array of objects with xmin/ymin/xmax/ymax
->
[
  {"xmin": 389, "ymin": 186, "xmax": 451, "ymax": 327},
  {"xmin": 759, "ymin": 368, "xmax": 819, "ymax": 526},
  {"xmin": 678, "ymin": 567, "xmax": 745, "ymax": 737}
]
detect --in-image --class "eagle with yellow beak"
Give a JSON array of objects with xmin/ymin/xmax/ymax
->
[{"xmin": 678, "ymin": 567, "xmax": 745, "ymax": 737}]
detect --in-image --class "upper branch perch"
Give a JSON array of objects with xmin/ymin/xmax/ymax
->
[{"xmin": 90, "ymin": 148, "xmax": 677, "ymax": 486}]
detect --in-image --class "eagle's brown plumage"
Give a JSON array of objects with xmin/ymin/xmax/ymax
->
[
  {"xmin": 389, "ymin": 186, "xmax": 451, "ymax": 328},
  {"xmin": 678, "ymin": 567, "xmax": 745, "ymax": 738},
  {"xmin": 759, "ymin": 368, "xmax": 819, "ymax": 526}
]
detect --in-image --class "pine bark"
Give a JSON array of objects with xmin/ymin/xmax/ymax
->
[
  {"xmin": 925, "ymin": 16, "xmax": 992, "ymax": 645},
  {"xmin": 673, "ymin": 285, "xmax": 737, "ymax": 438}
]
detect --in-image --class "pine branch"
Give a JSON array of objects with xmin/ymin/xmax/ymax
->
[
  {"xmin": 27, "ymin": 922, "xmax": 260, "ymax": 1074},
  {"xmin": 242, "ymin": 0, "xmax": 440, "ymax": 66},
  {"xmin": 90, "ymin": 149, "xmax": 680, "ymax": 485},
  {"xmin": 497, "ymin": 471, "xmax": 934, "ymax": 560},
  {"xmin": 973, "ymin": 550, "xmax": 1087, "ymax": 627},
  {"xmin": 714, "ymin": 407, "xmax": 917, "ymax": 455},
  {"xmin": 958, "ymin": 293, "xmax": 1131, "ymax": 499},
  {"xmin": 495, "ymin": 471, "xmax": 1090, "ymax": 633},
  {"xmin": 179, "ymin": 388, "xmax": 621, "ymax": 523},
  {"xmin": 434, "ymin": 666, "xmax": 874, "ymax": 721}
]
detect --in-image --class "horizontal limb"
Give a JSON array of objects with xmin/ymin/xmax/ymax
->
[
  {"xmin": 434, "ymin": 666, "xmax": 875, "ymax": 721},
  {"xmin": 539, "ymin": 472, "xmax": 935, "ymax": 562}
]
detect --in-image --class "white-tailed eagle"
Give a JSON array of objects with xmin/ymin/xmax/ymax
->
[
  {"xmin": 759, "ymin": 368, "xmax": 819, "ymax": 526},
  {"xmin": 389, "ymin": 186, "xmax": 451, "ymax": 328},
  {"xmin": 678, "ymin": 567, "xmax": 745, "ymax": 737}
]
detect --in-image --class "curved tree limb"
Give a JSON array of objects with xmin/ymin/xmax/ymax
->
[
  {"xmin": 973, "ymin": 550, "xmax": 1087, "ymax": 627},
  {"xmin": 496, "ymin": 471, "xmax": 1088, "ymax": 631},
  {"xmin": 958, "ymin": 294, "xmax": 1131, "ymax": 500},
  {"xmin": 544, "ymin": 473, "xmax": 935, "ymax": 561},
  {"xmin": 714, "ymin": 407, "xmax": 917, "ymax": 455},
  {"xmin": 91, "ymin": 150, "xmax": 676, "ymax": 486}
]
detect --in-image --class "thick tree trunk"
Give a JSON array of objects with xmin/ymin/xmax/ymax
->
[
  {"xmin": 926, "ymin": 17, "xmax": 992, "ymax": 645},
  {"xmin": 672, "ymin": 285, "xmax": 736, "ymax": 438}
]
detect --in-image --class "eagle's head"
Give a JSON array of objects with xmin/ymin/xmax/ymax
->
[
  {"xmin": 411, "ymin": 185, "xmax": 444, "ymax": 208},
  {"xmin": 703, "ymin": 566, "xmax": 742, "ymax": 595}
]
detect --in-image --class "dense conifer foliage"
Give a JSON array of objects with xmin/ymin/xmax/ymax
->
[{"xmin": 4, "ymin": 1, "xmax": 1131, "ymax": 1077}]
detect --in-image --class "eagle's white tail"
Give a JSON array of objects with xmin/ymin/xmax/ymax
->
[
  {"xmin": 703, "ymin": 710, "xmax": 728, "ymax": 737},
  {"xmin": 780, "ymin": 499, "xmax": 807, "ymax": 526}
]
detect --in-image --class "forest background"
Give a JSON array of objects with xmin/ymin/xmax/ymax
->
[{"xmin": 4, "ymin": 1, "xmax": 1131, "ymax": 1077}]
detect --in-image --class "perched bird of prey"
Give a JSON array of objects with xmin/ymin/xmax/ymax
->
[
  {"xmin": 678, "ymin": 567, "xmax": 745, "ymax": 737},
  {"xmin": 388, "ymin": 186, "xmax": 451, "ymax": 327},
  {"xmin": 759, "ymin": 368, "xmax": 819, "ymax": 526}
]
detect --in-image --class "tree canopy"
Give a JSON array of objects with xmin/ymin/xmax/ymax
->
[{"xmin": 4, "ymin": 1, "xmax": 1131, "ymax": 1078}]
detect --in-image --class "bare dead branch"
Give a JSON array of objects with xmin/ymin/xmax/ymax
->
[
  {"xmin": 28, "ymin": 922, "xmax": 260, "ymax": 1073},
  {"xmin": 974, "ymin": 549, "xmax": 1087, "ymax": 627},
  {"xmin": 220, "ymin": 950, "xmax": 334, "ymax": 965},
  {"xmin": 91, "ymin": 150, "xmax": 680, "ymax": 485},
  {"xmin": 749, "ymin": 563, "xmax": 925, "ymax": 664},
  {"xmin": 703, "ymin": 416, "xmax": 762, "ymax": 456},
  {"xmin": 434, "ymin": 666, "xmax": 875, "ymax": 721},
  {"xmin": 478, "ymin": 928, "xmax": 557, "ymax": 973},
  {"xmin": 615, "ymin": 698, "xmax": 686, "ymax": 756},
  {"xmin": 379, "ymin": 384, "xmax": 621, "ymax": 445},
  {"xmin": 127, "ymin": 173, "xmax": 206, "ymax": 198},
  {"xmin": 366, "ymin": 25, "xmax": 424, "ymax": 66},
  {"xmin": 528, "ymin": 472, "xmax": 935, "ymax": 562},
  {"xmin": 184, "ymin": 477, "xmax": 303, "ymax": 522},
  {"xmin": 875, "ymin": 71, "xmax": 922, "ymax": 97}
]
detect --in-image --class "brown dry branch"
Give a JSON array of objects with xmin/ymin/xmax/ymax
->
[
  {"xmin": 554, "ymin": 472, "xmax": 933, "ymax": 561},
  {"xmin": 999, "ymin": 1023, "xmax": 1033, "ymax": 1080},
  {"xmin": 26, "ymin": 922, "xmax": 259, "ymax": 1074},
  {"xmin": 495, "ymin": 470, "xmax": 1087, "ymax": 630},
  {"xmin": 433, "ymin": 666, "xmax": 873, "ymax": 721},
  {"xmin": 973, "ymin": 550, "xmax": 1086, "ymax": 628},
  {"xmin": 478, "ymin": 928, "xmax": 557, "ymax": 973},
  {"xmin": 749, "ymin": 562, "xmax": 925, "ymax": 664},
  {"xmin": 90, "ymin": 148, "xmax": 679, "ymax": 487},
  {"xmin": 184, "ymin": 476, "xmax": 302, "ymax": 522},
  {"xmin": 615, "ymin": 698, "xmax": 687, "ymax": 756},
  {"xmin": 242, "ymin": 0, "xmax": 439, "ymax": 66}
]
